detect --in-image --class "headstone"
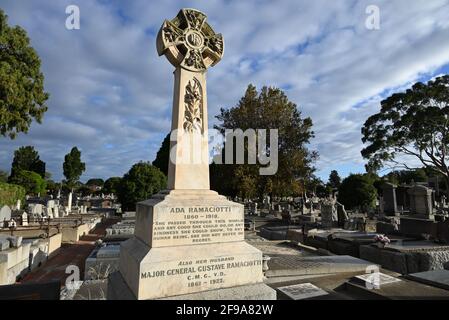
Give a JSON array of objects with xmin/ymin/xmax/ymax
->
[
  {"xmin": 408, "ymin": 185, "xmax": 434, "ymax": 219},
  {"xmin": 30, "ymin": 204, "xmax": 44, "ymax": 215},
  {"xmin": 67, "ymin": 192, "xmax": 73, "ymax": 213},
  {"xmin": 22, "ymin": 212, "xmax": 28, "ymax": 226},
  {"xmin": 321, "ymin": 198, "xmax": 337, "ymax": 229},
  {"xmin": 336, "ymin": 203, "xmax": 348, "ymax": 228},
  {"xmin": 0, "ymin": 205, "xmax": 12, "ymax": 222},
  {"xmin": 16, "ymin": 199, "xmax": 21, "ymax": 211},
  {"xmin": 382, "ymin": 183, "xmax": 398, "ymax": 216},
  {"xmin": 0, "ymin": 237, "xmax": 10, "ymax": 251},
  {"xmin": 277, "ymin": 283, "xmax": 329, "ymax": 300},
  {"xmin": 108, "ymin": 8, "xmax": 275, "ymax": 301}
]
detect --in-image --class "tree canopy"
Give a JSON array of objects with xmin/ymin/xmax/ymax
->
[
  {"xmin": 117, "ymin": 162, "xmax": 166, "ymax": 211},
  {"xmin": 0, "ymin": 170, "xmax": 7, "ymax": 183},
  {"xmin": 103, "ymin": 177, "xmax": 122, "ymax": 195},
  {"xmin": 327, "ymin": 170, "xmax": 341, "ymax": 189},
  {"xmin": 338, "ymin": 174, "xmax": 377, "ymax": 210},
  {"xmin": 86, "ymin": 178, "xmax": 104, "ymax": 187},
  {"xmin": 0, "ymin": 9, "xmax": 49, "ymax": 139},
  {"xmin": 152, "ymin": 133, "xmax": 170, "ymax": 176},
  {"xmin": 9, "ymin": 169, "xmax": 46, "ymax": 195},
  {"xmin": 212, "ymin": 84, "xmax": 317, "ymax": 199},
  {"xmin": 362, "ymin": 75, "xmax": 449, "ymax": 191},
  {"xmin": 63, "ymin": 147, "xmax": 85, "ymax": 189},
  {"xmin": 9, "ymin": 145, "xmax": 45, "ymax": 180}
]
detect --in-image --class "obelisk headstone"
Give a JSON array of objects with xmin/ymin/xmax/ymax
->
[{"xmin": 108, "ymin": 8, "xmax": 275, "ymax": 300}]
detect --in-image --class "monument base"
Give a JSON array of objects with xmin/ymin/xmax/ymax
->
[
  {"xmin": 108, "ymin": 271, "xmax": 276, "ymax": 300},
  {"xmin": 113, "ymin": 190, "xmax": 272, "ymax": 300}
]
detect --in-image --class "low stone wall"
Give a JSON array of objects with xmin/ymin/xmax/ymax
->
[
  {"xmin": 0, "ymin": 233, "xmax": 63, "ymax": 285},
  {"xmin": 360, "ymin": 244, "xmax": 449, "ymax": 274}
]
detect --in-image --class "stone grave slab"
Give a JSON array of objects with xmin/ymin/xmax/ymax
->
[
  {"xmin": 277, "ymin": 282, "xmax": 329, "ymax": 300},
  {"xmin": 407, "ymin": 270, "xmax": 449, "ymax": 290},
  {"xmin": 266, "ymin": 255, "xmax": 376, "ymax": 277}
]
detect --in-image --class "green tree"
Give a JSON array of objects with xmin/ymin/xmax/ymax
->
[
  {"xmin": 63, "ymin": 147, "xmax": 86, "ymax": 189},
  {"xmin": 86, "ymin": 178, "xmax": 104, "ymax": 187},
  {"xmin": 213, "ymin": 85, "xmax": 317, "ymax": 199},
  {"xmin": 338, "ymin": 174, "xmax": 377, "ymax": 210},
  {"xmin": 103, "ymin": 177, "xmax": 122, "ymax": 194},
  {"xmin": 384, "ymin": 169, "xmax": 427, "ymax": 185},
  {"xmin": 9, "ymin": 146, "xmax": 45, "ymax": 180},
  {"xmin": 9, "ymin": 170, "xmax": 46, "ymax": 195},
  {"xmin": 0, "ymin": 9, "xmax": 49, "ymax": 139},
  {"xmin": 362, "ymin": 75, "xmax": 449, "ymax": 194},
  {"xmin": 152, "ymin": 133, "xmax": 170, "ymax": 176},
  {"xmin": 0, "ymin": 170, "xmax": 7, "ymax": 183},
  {"xmin": 117, "ymin": 162, "xmax": 166, "ymax": 211},
  {"xmin": 327, "ymin": 170, "xmax": 341, "ymax": 189},
  {"xmin": 0, "ymin": 182, "xmax": 25, "ymax": 207}
]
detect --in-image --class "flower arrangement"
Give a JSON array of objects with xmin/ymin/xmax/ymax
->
[{"xmin": 374, "ymin": 234, "xmax": 390, "ymax": 247}]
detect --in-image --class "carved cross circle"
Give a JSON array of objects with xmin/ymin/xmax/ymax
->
[{"xmin": 157, "ymin": 8, "xmax": 224, "ymax": 72}]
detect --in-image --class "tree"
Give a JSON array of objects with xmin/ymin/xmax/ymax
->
[
  {"xmin": 152, "ymin": 133, "xmax": 170, "ymax": 176},
  {"xmin": 0, "ymin": 170, "xmax": 7, "ymax": 183},
  {"xmin": 384, "ymin": 168, "xmax": 427, "ymax": 185},
  {"xmin": 0, "ymin": 182, "xmax": 25, "ymax": 207},
  {"xmin": 117, "ymin": 162, "xmax": 166, "ymax": 211},
  {"xmin": 63, "ymin": 147, "xmax": 86, "ymax": 189},
  {"xmin": 103, "ymin": 177, "xmax": 122, "ymax": 195},
  {"xmin": 328, "ymin": 170, "xmax": 341, "ymax": 189},
  {"xmin": 9, "ymin": 170, "xmax": 46, "ymax": 195},
  {"xmin": 213, "ymin": 85, "xmax": 318, "ymax": 199},
  {"xmin": 338, "ymin": 174, "xmax": 377, "ymax": 210},
  {"xmin": 86, "ymin": 178, "xmax": 104, "ymax": 187},
  {"xmin": 0, "ymin": 9, "xmax": 49, "ymax": 139},
  {"xmin": 9, "ymin": 146, "xmax": 45, "ymax": 180},
  {"xmin": 361, "ymin": 75, "xmax": 449, "ymax": 194}
]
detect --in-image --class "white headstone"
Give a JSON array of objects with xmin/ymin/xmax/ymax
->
[
  {"xmin": 68, "ymin": 192, "xmax": 73, "ymax": 213},
  {"xmin": 0, "ymin": 205, "xmax": 12, "ymax": 222},
  {"xmin": 22, "ymin": 212, "xmax": 28, "ymax": 226}
]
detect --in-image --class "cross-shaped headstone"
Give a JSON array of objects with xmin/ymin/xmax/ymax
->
[{"xmin": 156, "ymin": 9, "xmax": 224, "ymax": 190}]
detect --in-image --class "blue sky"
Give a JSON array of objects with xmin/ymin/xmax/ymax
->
[{"xmin": 1, "ymin": 0, "xmax": 449, "ymax": 182}]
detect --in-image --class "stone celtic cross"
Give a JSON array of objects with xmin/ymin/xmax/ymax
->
[
  {"xmin": 157, "ymin": 8, "xmax": 224, "ymax": 72},
  {"xmin": 156, "ymin": 9, "xmax": 224, "ymax": 190}
]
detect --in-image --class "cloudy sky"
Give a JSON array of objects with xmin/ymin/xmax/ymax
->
[{"xmin": 1, "ymin": 0, "xmax": 449, "ymax": 182}]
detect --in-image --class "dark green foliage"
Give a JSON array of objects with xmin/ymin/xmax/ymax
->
[
  {"xmin": 86, "ymin": 178, "xmax": 104, "ymax": 187},
  {"xmin": 0, "ymin": 9, "xmax": 49, "ymax": 139},
  {"xmin": 0, "ymin": 182, "xmax": 25, "ymax": 207},
  {"xmin": 152, "ymin": 133, "xmax": 170, "ymax": 176},
  {"xmin": 9, "ymin": 146, "xmax": 45, "ymax": 179},
  {"xmin": 63, "ymin": 147, "xmax": 86, "ymax": 189},
  {"xmin": 338, "ymin": 174, "xmax": 377, "ymax": 210},
  {"xmin": 212, "ymin": 84, "xmax": 317, "ymax": 199},
  {"xmin": 103, "ymin": 177, "xmax": 122, "ymax": 194},
  {"xmin": 0, "ymin": 170, "xmax": 7, "ymax": 183},
  {"xmin": 9, "ymin": 170, "xmax": 46, "ymax": 195},
  {"xmin": 362, "ymin": 75, "xmax": 449, "ymax": 194},
  {"xmin": 327, "ymin": 170, "xmax": 341, "ymax": 189},
  {"xmin": 117, "ymin": 162, "xmax": 167, "ymax": 211}
]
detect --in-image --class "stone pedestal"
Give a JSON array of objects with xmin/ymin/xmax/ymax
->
[{"xmin": 109, "ymin": 190, "xmax": 275, "ymax": 299}]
